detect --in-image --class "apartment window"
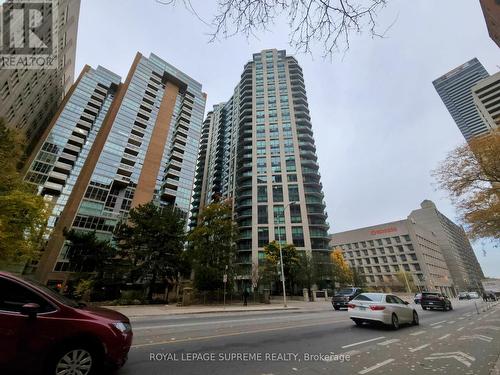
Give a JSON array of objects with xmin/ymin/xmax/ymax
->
[
  {"xmin": 285, "ymin": 157, "xmax": 296, "ymax": 172},
  {"xmin": 397, "ymin": 245, "xmax": 404, "ymax": 253},
  {"xmin": 257, "ymin": 186, "xmax": 267, "ymax": 202},
  {"xmin": 257, "ymin": 158, "xmax": 266, "ymax": 174},
  {"xmin": 273, "ymin": 205, "xmax": 285, "ymax": 224},
  {"xmin": 413, "ymin": 264, "xmax": 421, "ymax": 271},
  {"xmin": 403, "ymin": 264, "xmax": 410, "ymax": 272},
  {"xmin": 287, "ymin": 174, "xmax": 297, "ymax": 182},
  {"xmin": 272, "ymin": 185, "xmax": 283, "ymax": 202},
  {"xmin": 385, "ymin": 238, "xmax": 392, "ymax": 244},
  {"xmin": 377, "ymin": 239, "xmax": 383, "ymax": 245},
  {"xmin": 354, "ymin": 243, "xmax": 359, "ymax": 249},
  {"xmin": 271, "ymin": 175, "xmax": 282, "ymax": 183},
  {"xmin": 271, "ymin": 157, "xmax": 281, "ymax": 173},
  {"xmin": 292, "ymin": 227, "xmax": 304, "ymax": 247},
  {"xmin": 403, "ymin": 235, "xmax": 411, "ymax": 242},
  {"xmin": 274, "ymin": 226, "xmax": 286, "ymax": 244},
  {"xmin": 390, "ymin": 256, "xmax": 397, "ymax": 262},
  {"xmin": 369, "ymin": 240, "xmax": 374, "ymax": 246},
  {"xmin": 288, "ymin": 185, "xmax": 300, "ymax": 201},
  {"xmin": 400, "ymin": 254, "xmax": 407, "ymax": 262},
  {"xmin": 361, "ymin": 241, "xmax": 366, "ymax": 248},
  {"xmin": 290, "ymin": 204, "xmax": 302, "ymax": 223},
  {"xmin": 258, "ymin": 206, "xmax": 268, "ymax": 224},
  {"xmin": 258, "ymin": 228, "xmax": 269, "ymax": 247},
  {"xmin": 394, "ymin": 236, "xmax": 401, "ymax": 243}
]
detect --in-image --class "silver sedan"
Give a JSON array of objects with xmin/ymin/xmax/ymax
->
[{"xmin": 348, "ymin": 292, "xmax": 419, "ymax": 329}]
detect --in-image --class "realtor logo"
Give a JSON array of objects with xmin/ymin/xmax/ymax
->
[{"xmin": 0, "ymin": 0, "xmax": 58, "ymax": 69}]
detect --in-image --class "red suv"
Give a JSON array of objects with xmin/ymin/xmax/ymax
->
[{"xmin": 0, "ymin": 272, "xmax": 133, "ymax": 374}]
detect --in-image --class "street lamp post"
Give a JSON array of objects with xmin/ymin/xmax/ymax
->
[{"xmin": 277, "ymin": 201, "xmax": 299, "ymax": 308}]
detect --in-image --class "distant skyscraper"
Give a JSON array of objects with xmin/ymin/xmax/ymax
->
[
  {"xmin": 23, "ymin": 53, "xmax": 206, "ymax": 285},
  {"xmin": 191, "ymin": 49, "xmax": 330, "ymax": 288},
  {"xmin": 0, "ymin": 0, "xmax": 81, "ymax": 149},
  {"xmin": 433, "ymin": 58, "xmax": 490, "ymax": 141},
  {"xmin": 472, "ymin": 72, "xmax": 500, "ymax": 132},
  {"xmin": 479, "ymin": 0, "xmax": 500, "ymax": 48}
]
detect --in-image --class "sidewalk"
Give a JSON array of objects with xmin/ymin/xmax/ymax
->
[{"xmin": 105, "ymin": 299, "xmax": 332, "ymax": 319}]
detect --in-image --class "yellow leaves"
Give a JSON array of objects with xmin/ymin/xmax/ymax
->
[{"xmin": 433, "ymin": 131, "xmax": 500, "ymax": 241}]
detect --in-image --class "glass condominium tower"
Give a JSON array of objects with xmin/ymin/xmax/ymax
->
[
  {"xmin": 24, "ymin": 52, "xmax": 206, "ymax": 285},
  {"xmin": 191, "ymin": 49, "xmax": 330, "ymax": 287}
]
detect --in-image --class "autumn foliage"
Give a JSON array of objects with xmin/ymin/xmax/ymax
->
[{"xmin": 433, "ymin": 132, "xmax": 500, "ymax": 242}]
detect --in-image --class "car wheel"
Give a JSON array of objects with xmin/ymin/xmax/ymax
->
[
  {"xmin": 334, "ymin": 307, "xmax": 340, "ymax": 311},
  {"xmin": 422, "ymin": 306, "xmax": 427, "ymax": 310},
  {"xmin": 391, "ymin": 313, "xmax": 400, "ymax": 330},
  {"xmin": 48, "ymin": 344, "xmax": 102, "ymax": 375},
  {"xmin": 449, "ymin": 303, "xmax": 453, "ymax": 311},
  {"xmin": 412, "ymin": 311, "xmax": 419, "ymax": 325},
  {"xmin": 352, "ymin": 318, "xmax": 363, "ymax": 327}
]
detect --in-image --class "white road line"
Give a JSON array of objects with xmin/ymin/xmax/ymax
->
[
  {"xmin": 430, "ymin": 320, "xmax": 447, "ymax": 326},
  {"xmin": 433, "ymin": 325, "xmax": 443, "ymax": 328},
  {"xmin": 448, "ymin": 320, "xmax": 456, "ymax": 324},
  {"xmin": 410, "ymin": 331, "xmax": 425, "ymax": 336},
  {"xmin": 438, "ymin": 334, "xmax": 451, "ymax": 340},
  {"xmin": 457, "ymin": 327, "xmax": 465, "ymax": 331},
  {"xmin": 342, "ymin": 337, "xmax": 386, "ymax": 349},
  {"xmin": 339, "ymin": 350, "xmax": 362, "ymax": 357},
  {"xmin": 409, "ymin": 344, "xmax": 430, "ymax": 352},
  {"xmin": 458, "ymin": 317, "xmax": 465, "ymax": 320},
  {"xmin": 358, "ymin": 358, "xmax": 395, "ymax": 374},
  {"xmin": 378, "ymin": 339, "xmax": 400, "ymax": 346}
]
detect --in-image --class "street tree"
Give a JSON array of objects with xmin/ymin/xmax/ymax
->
[
  {"xmin": 157, "ymin": 0, "xmax": 390, "ymax": 56},
  {"xmin": 0, "ymin": 119, "xmax": 48, "ymax": 262},
  {"xmin": 433, "ymin": 132, "xmax": 500, "ymax": 242},
  {"xmin": 64, "ymin": 229, "xmax": 115, "ymax": 277},
  {"xmin": 330, "ymin": 247, "xmax": 352, "ymax": 292},
  {"xmin": 351, "ymin": 266, "xmax": 366, "ymax": 288},
  {"xmin": 394, "ymin": 270, "xmax": 416, "ymax": 293},
  {"xmin": 263, "ymin": 241, "xmax": 301, "ymax": 293},
  {"xmin": 188, "ymin": 201, "xmax": 237, "ymax": 292},
  {"xmin": 116, "ymin": 202, "xmax": 187, "ymax": 301}
]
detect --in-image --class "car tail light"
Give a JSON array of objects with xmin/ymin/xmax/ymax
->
[
  {"xmin": 347, "ymin": 303, "xmax": 356, "ymax": 309},
  {"xmin": 370, "ymin": 305, "xmax": 386, "ymax": 311}
]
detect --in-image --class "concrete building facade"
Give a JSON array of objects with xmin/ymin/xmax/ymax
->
[
  {"xmin": 330, "ymin": 219, "xmax": 454, "ymax": 296},
  {"xmin": 409, "ymin": 200, "xmax": 484, "ymax": 293},
  {"xmin": 472, "ymin": 72, "xmax": 500, "ymax": 131},
  {"xmin": 479, "ymin": 0, "xmax": 500, "ymax": 48},
  {"xmin": 190, "ymin": 49, "xmax": 330, "ymax": 286},
  {"xmin": 23, "ymin": 53, "xmax": 206, "ymax": 286},
  {"xmin": 0, "ymin": 0, "xmax": 81, "ymax": 149},
  {"xmin": 433, "ymin": 58, "xmax": 491, "ymax": 141}
]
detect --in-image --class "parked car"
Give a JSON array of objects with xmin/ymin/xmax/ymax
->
[
  {"xmin": 458, "ymin": 291, "xmax": 470, "ymax": 300},
  {"xmin": 348, "ymin": 292, "xmax": 419, "ymax": 330},
  {"xmin": 331, "ymin": 287, "xmax": 364, "ymax": 310},
  {"xmin": 414, "ymin": 293, "xmax": 422, "ymax": 304},
  {"xmin": 0, "ymin": 272, "xmax": 133, "ymax": 375},
  {"xmin": 483, "ymin": 291, "xmax": 498, "ymax": 301},
  {"xmin": 468, "ymin": 291, "xmax": 480, "ymax": 299},
  {"xmin": 420, "ymin": 292, "xmax": 453, "ymax": 311}
]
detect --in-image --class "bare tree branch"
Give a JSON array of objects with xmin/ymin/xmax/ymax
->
[{"xmin": 157, "ymin": 0, "xmax": 390, "ymax": 57}]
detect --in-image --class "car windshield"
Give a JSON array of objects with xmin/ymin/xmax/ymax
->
[
  {"xmin": 337, "ymin": 288, "xmax": 355, "ymax": 295},
  {"xmin": 22, "ymin": 277, "xmax": 80, "ymax": 308},
  {"xmin": 353, "ymin": 293, "xmax": 384, "ymax": 302}
]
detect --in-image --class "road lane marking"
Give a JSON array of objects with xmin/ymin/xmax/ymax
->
[
  {"xmin": 131, "ymin": 318, "xmax": 350, "ymax": 348},
  {"xmin": 377, "ymin": 339, "xmax": 400, "ymax": 346},
  {"xmin": 433, "ymin": 325, "xmax": 443, "ymax": 328},
  {"xmin": 458, "ymin": 317, "xmax": 465, "ymax": 320},
  {"xmin": 358, "ymin": 358, "xmax": 395, "ymax": 374},
  {"xmin": 340, "ymin": 350, "xmax": 362, "ymax": 357},
  {"xmin": 430, "ymin": 320, "xmax": 447, "ymax": 326},
  {"xmin": 409, "ymin": 344, "xmax": 430, "ymax": 352},
  {"xmin": 473, "ymin": 326, "xmax": 500, "ymax": 331},
  {"xmin": 448, "ymin": 320, "xmax": 456, "ymax": 324},
  {"xmin": 438, "ymin": 334, "xmax": 451, "ymax": 340},
  {"xmin": 425, "ymin": 352, "xmax": 475, "ymax": 367},
  {"xmin": 410, "ymin": 331, "xmax": 425, "ymax": 336},
  {"xmin": 459, "ymin": 334, "xmax": 493, "ymax": 343},
  {"xmin": 342, "ymin": 337, "xmax": 386, "ymax": 349},
  {"xmin": 457, "ymin": 326, "xmax": 465, "ymax": 331}
]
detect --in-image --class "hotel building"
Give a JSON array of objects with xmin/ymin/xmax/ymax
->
[{"xmin": 23, "ymin": 52, "xmax": 206, "ymax": 285}]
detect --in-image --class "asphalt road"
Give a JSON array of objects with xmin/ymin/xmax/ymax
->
[{"xmin": 117, "ymin": 299, "xmax": 500, "ymax": 375}]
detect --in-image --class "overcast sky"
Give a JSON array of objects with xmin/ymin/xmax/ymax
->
[{"xmin": 75, "ymin": 0, "xmax": 500, "ymax": 278}]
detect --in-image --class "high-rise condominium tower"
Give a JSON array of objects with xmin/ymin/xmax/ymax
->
[
  {"xmin": 191, "ymin": 49, "xmax": 330, "ymax": 287},
  {"xmin": 0, "ymin": 0, "xmax": 81, "ymax": 148},
  {"xmin": 433, "ymin": 58, "xmax": 491, "ymax": 141},
  {"xmin": 24, "ymin": 53, "xmax": 206, "ymax": 285}
]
